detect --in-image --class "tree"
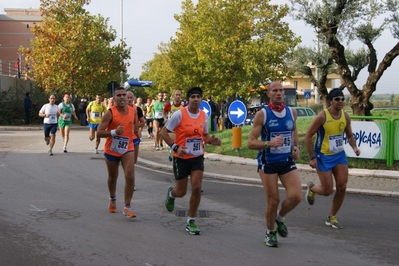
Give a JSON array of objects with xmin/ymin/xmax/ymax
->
[
  {"xmin": 143, "ymin": 0, "xmax": 300, "ymax": 102},
  {"xmin": 20, "ymin": 0, "xmax": 131, "ymax": 97},
  {"xmin": 290, "ymin": 0, "xmax": 399, "ymax": 115}
]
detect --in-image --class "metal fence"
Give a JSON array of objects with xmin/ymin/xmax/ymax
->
[{"xmin": 0, "ymin": 59, "xmax": 31, "ymax": 78}]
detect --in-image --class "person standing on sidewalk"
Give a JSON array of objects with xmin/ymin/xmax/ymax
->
[
  {"xmin": 160, "ymin": 87, "xmax": 222, "ymax": 235},
  {"xmin": 304, "ymin": 88, "xmax": 360, "ymax": 229},
  {"xmin": 78, "ymin": 98, "xmax": 88, "ymax": 126},
  {"xmin": 38, "ymin": 95, "xmax": 60, "ymax": 156},
  {"xmin": 24, "ymin": 92, "xmax": 32, "ymax": 125},
  {"xmin": 86, "ymin": 93, "xmax": 107, "ymax": 154},
  {"xmin": 247, "ymin": 81, "xmax": 302, "ymax": 248},
  {"xmin": 58, "ymin": 93, "xmax": 78, "ymax": 153},
  {"xmin": 97, "ymin": 87, "xmax": 138, "ymax": 218}
]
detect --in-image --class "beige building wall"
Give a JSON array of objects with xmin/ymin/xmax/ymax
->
[{"xmin": 0, "ymin": 8, "xmax": 41, "ymax": 76}]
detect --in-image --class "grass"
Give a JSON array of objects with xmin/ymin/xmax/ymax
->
[{"xmin": 205, "ymin": 112, "xmax": 399, "ymax": 171}]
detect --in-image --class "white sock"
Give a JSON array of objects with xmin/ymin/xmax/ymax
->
[
  {"xmin": 187, "ymin": 217, "xmax": 194, "ymax": 223},
  {"xmin": 276, "ymin": 212, "xmax": 284, "ymax": 222},
  {"xmin": 169, "ymin": 191, "xmax": 174, "ymax": 199}
]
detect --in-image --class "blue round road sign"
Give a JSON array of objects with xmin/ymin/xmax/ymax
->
[
  {"xmin": 228, "ymin": 100, "xmax": 247, "ymax": 125},
  {"xmin": 199, "ymin": 100, "xmax": 211, "ymax": 119}
]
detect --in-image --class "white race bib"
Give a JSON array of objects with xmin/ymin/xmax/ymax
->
[
  {"xmin": 185, "ymin": 138, "xmax": 203, "ymax": 156},
  {"xmin": 270, "ymin": 131, "xmax": 291, "ymax": 154},
  {"xmin": 328, "ymin": 134, "xmax": 344, "ymax": 153},
  {"xmin": 91, "ymin": 112, "xmax": 100, "ymax": 119},
  {"xmin": 110, "ymin": 136, "xmax": 129, "ymax": 154},
  {"xmin": 49, "ymin": 114, "xmax": 57, "ymax": 124},
  {"xmin": 154, "ymin": 110, "xmax": 163, "ymax": 119}
]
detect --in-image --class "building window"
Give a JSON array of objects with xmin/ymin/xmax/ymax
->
[
  {"xmin": 27, "ymin": 24, "xmax": 30, "ymax": 29},
  {"xmin": 27, "ymin": 38, "xmax": 30, "ymax": 43}
]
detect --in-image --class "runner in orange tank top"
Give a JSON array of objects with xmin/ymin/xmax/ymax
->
[{"xmin": 97, "ymin": 87, "xmax": 138, "ymax": 219}]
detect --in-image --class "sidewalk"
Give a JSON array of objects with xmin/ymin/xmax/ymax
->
[
  {"xmin": 1, "ymin": 125, "xmax": 399, "ymax": 197},
  {"xmin": 136, "ymin": 136, "xmax": 399, "ymax": 198}
]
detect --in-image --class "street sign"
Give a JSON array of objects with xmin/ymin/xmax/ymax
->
[
  {"xmin": 107, "ymin": 81, "xmax": 119, "ymax": 97},
  {"xmin": 304, "ymin": 90, "xmax": 311, "ymax": 99},
  {"xmin": 228, "ymin": 100, "xmax": 247, "ymax": 126},
  {"xmin": 200, "ymin": 100, "xmax": 211, "ymax": 119},
  {"xmin": 123, "ymin": 80, "xmax": 153, "ymax": 89}
]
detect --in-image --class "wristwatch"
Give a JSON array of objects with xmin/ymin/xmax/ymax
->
[{"xmin": 264, "ymin": 141, "xmax": 269, "ymax": 149}]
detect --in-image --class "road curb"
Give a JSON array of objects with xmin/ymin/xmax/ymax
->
[{"xmin": 137, "ymin": 157, "xmax": 399, "ymax": 198}]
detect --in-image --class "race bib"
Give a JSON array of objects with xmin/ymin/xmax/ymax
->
[
  {"xmin": 270, "ymin": 131, "xmax": 291, "ymax": 154},
  {"xmin": 185, "ymin": 138, "xmax": 203, "ymax": 156},
  {"xmin": 328, "ymin": 134, "xmax": 344, "ymax": 153},
  {"xmin": 63, "ymin": 113, "xmax": 71, "ymax": 121},
  {"xmin": 154, "ymin": 110, "xmax": 163, "ymax": 119},
  {"xmin": 110, "ymin": 136, "xmax": 129, "ymax": 154},
  {"xmin": 91, "ymin": 112, "xmax": 100, "ymax": 119},
  {"xmin": 49, "ymin": 114, "xmax": 57, "ymax": 124}
]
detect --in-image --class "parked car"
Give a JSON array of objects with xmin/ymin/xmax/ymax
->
[
  {"xmin": 245, "ymin": 114, "xmax": 255, "ymax": 125},
  {"xmin": 291, "ymin": 107, "xmax": 316, "ymax": 118}
]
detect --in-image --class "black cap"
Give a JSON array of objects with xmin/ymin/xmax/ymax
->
[{"xmin": 186, "ymin": 87, "xmax": 203, "ymax": 100}]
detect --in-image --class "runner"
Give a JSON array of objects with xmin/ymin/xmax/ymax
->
[
  {"xmin": 86, "ymin": 94, "xmax": 107, "ymax": 154},
  {"xmin": 58, "ymin": 93, "xmax": 78, "ymax": 153},
  {"xmin": 151, "ymin": 92, "xmax": 165, "ymax": 150},
  {"xmin": 160, "ymin": 86, "xmax": 222, "ymax": 235},
  {"xmin": 97, "ymin": 87, "xmax": 138, "ymax": 218},
  {"xmin": 38, "ymin": 95, "xmax": 60, "ymax": 156},
  {"xmin": 127, "ymin": 91, "xmax": 145, "ymax": 191},
  {"xmin": 304, "ymin": 88, "xmax": 360, "ymax": 229}
]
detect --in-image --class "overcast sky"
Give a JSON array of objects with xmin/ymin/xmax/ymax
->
[{"xmin": 1, "ymin": 0, "xmax": 398, "ymax": 94}]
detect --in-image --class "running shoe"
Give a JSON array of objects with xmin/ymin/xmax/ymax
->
[
  {"xmin": 155, "ymin": 145, "xmax": 160, "ymax": 151},
  {"xmin": 275, "ymin": 218, "xmax": 288, "ymax": 238},
  {"xmin": 48, "ymin": 150, "xmax": 53, "ymax": 156},
  {"xmin": 306, "ymin": 181, "xmax": 316, "ymax": 205},
  {"xmin": 108, "ymin": 199, "xmax": 116, "ymax": 213},
  {"xmin": 185, "ymin": 219, "xmax": 201, "ymax": 235},
  {"xmin": 325, "ymin": 215, "xmax": 343, "ymax": 229},
  {"xmin": 165, "ymin": 185, "xmax": 175, "ymax": 212},
  {"xmin": 160, "ymin": 143, "xmax": 164, "ymax": 150},
  {"xmin": 94, "ymin": 148, "xmax": 99, "ymax": 154},
  {"xmin": 123, "ymin": 207, "xmax": 136, "ymax": 218},
  {"xmin": 264, "ymin": 231, "xmax": 279, "ymax": 247},
  {"xmin": 63, "ymin": 147, "xmax": 67, "ymax": 153}
]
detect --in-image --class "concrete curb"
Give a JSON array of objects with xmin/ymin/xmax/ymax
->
[{"xmin": 137, "ymin": 157, "xmax": 399, "ymax": 198}]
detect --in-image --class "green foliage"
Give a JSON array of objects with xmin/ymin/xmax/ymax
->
[
  {"xmin": 141, "ymin": 0, "xmax": 300, "ymax": 102},
  {"xmin": 20, "ymin": 0, "xmax": 131, "ymax": 97},
  {"xmin": 289, "ymin": 0, "xmax": 399, "ymax": 116},
  {"xmin": 205, "ymin": 117, "xmax": 399, "ymax": 171},
  {"xmin": 0, "ymin": 84, "xmax": 51, "ymax": 125}
]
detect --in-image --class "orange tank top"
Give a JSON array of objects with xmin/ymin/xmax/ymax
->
[
  {"xmin": 173, "ymin": 107, "xmax": 206, "ymax": 159},
  {"xmin": 104, "ymin": 105, "xmax": 136, "ymax": 156}
]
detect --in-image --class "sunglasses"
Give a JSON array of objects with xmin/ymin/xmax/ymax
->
[{"xmin": 333, "ymin": 97, "xmax": 345, "ymax": 102}]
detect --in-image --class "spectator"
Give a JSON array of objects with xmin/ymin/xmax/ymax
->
[
  {"xmin": 78, "ymin": 98, "xmax": 88, "ymax": 126},
  {"xmin": 24, "ymin": 92, "xmax": 32, "ymax": 125},
  {"xmin": 223, "ymin": 97, "xmax": 232, "ymax": 129},
  {"xmin": 207, "ymin": 95, "xmax": 219, "ymax": 132}
]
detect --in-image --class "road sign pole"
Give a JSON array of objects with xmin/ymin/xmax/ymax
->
[{"xmin": 232, "ymin": 127, "xmax": 242, "ymax": 150}]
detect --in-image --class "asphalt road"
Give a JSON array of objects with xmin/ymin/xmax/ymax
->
[{"xmin": 0, "ymin": 130, "xmax": 398, "ymax": 265}]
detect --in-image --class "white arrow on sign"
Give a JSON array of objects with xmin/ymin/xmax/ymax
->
[
  {"xmin": 201, "ymin": 107, "xmax": 209, "ymax": 115},
  {"xmin": 230, "ymin": 107, "xmax": 244, "ymax": 118}
]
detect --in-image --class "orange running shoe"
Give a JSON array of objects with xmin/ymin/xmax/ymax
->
[
  {"xmin": 123, "ymin": 207, "xmax": 136, "ymax": 218},
  {"xmin": 108, "ymin": 199, "xmax": 116, "ymax": 213}
]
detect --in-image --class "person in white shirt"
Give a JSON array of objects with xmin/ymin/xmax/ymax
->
[{"xmin": 39, "ymin": 95, "xmax": 60, "ymax": 155}]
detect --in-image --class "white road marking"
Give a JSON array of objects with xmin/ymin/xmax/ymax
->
[{"xmin": 29, "ymin": 205, "xmax": 47, "ymax": 212}]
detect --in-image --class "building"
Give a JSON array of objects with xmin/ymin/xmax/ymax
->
[
  {"xmin": 247, "ymin": 66, "xmax": 340, "ymax": 107},
  {"xmin": 0, "ymin": 8, "xmax": 41, "ymax": 77}
]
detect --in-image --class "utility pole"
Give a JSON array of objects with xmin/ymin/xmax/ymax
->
[{"xmin": 120, "ymin": 0, "xmax": 124, "ymax": 85}]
